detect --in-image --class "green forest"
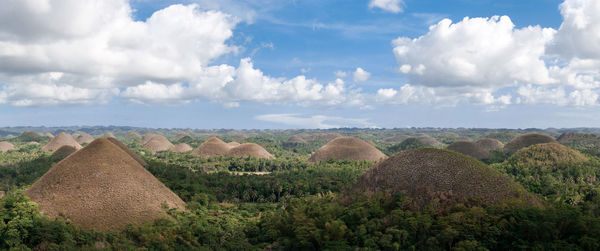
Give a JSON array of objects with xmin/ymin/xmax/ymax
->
[{"xmin": 2, "ymin": 128, "xmax": 600, "ymax": 250}]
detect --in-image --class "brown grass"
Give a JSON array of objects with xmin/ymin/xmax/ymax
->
[
  {"xmin": 308, "ymin": 137, "xmax": 387, "ymax": 162},
  {"xmin": 227, "ymin": 142, "xmax": 241, "ymax": 147},
  {"xmin": 0, "ymin": 141, "xmax": 15, "ymax": 152},
  {"xmin": 351, "ymin": 148, "xmax": 539, "ymax": 210},
  {"xmin": 288, "ymin": 136, "xmax": 307, "ymax": 143},
  {"xmin": 227, "ymin": 143, "xmax": 274, "ymax": 159},
  {"xmin": 107, "ymin": 138, "xmax": 147, "ymax": 166},
  {"xmin": 41, "ymin": 133, "xmax": 82, "ymax": 152},
  {"xmin": 143, "ymin": 137, "xmax": 174, "ymax": 153},
  {"xmin": 416, "ymin": 135, "xmax": 443, "ymax": 147},
  {"xmin": 50, "ymin": 145, "xmax": 78, "ymax": 159},
  {"xmin": 192, "ymin": 136, "xmax": 230, "ymax": 157},
  {"xmin": 476, "ymin": 138, "xmax": 504, "ymax": 151},
  {"xmin": 25, "ymin": 138, "xmax": 185, "ymax": 231},
  {"xmin": 503, "ymin": 133, "xmax": 557, "ymax": 153},
  {"xmin": 173, "ymin": 143, "xmax": 193, "ymax": 152},
  {"xmin": 75, "ymin": 133, "xmax": 94, "ymax": 144},
  {"xmin": 447, "ymin": 141, "xmax": 490, "ymax": 159}
]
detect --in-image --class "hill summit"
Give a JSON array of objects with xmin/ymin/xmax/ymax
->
[
  {"xmin": 41, "ymin": 132, "xmax": 82, "ymax": 152},
  {"xmin": 308, "ymin": 137, "xmax": 386, "ymax": 162}
]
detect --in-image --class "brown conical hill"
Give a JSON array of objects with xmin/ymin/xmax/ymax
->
[
  {"xmin": 100, "ymin": 132, "xmax": 115, "ymax": 138},
  {"xmin": 41, "ymin": 132, "xmax": 82, "ymax": 152},
  {"xmin": 75, "ymin": 133, "xmax": 94, "ymax": 145},
  {"xmin": 173, "ymin": 143, "xmax": 193, "ymax": 152},
  {"xmin": 416, "ymin": 135, "xmax": 443, "ymax": 147},
  {"xmin": 142, "ymin": 133, "xmax": 164, "ymax": 144},
  {"xmin": 107, "ymin": 138, "xmax": 147, "ymax": 166},
  {"xmin": 126, "ymin": 132, "xmax": 142, "ymax": 141},
  {"xmin": 227, "ymin": 143, "xmax": 274, "ymax": 159},
  {"xmin": 351, "ymin": 148, "xmax": 538, "ymax": 209},
  {"xmin": 308, "ymin": 137, "xmax": 387, "ymax": 162},
  {"xmin": 0, "ymin": 141, "xmax": 16, "ymax": 152},
  {"xmin": 288, "ymin": 136, "xmax": 307, "ymax": 144},
  {"xmin": 447, "ymin": 141, "xmax": 490, "ymax": 159},
  {"xmin": 192, "ymin": 136, "xmax": 230, "ymax": 157},
  {"xmin": 143, "ymin": 137, "xmax": 174, "ymax": 153},
  {"xmin": 44, "ymin": 133, "xmax": 54, "ymax": 137},
  {"xmin": 476, "ymin": 138, "xmax": 504, "ymax": 151},
  {"xmin": 227, "ymin": 141, "xmax": 241, "ymax": 147},
  {"xmin": 25, "ymin": 138, "xmax": 185, "ymax": 231},
  {"xmin": 50, "ymin": 145, "xmax": 78, "ymax": 159},
  {"xmin": 506, "ymin": 143, "xmax": 587, "ymax": 168},
  {"xmin": 504, "ymin": 133, "xmax": 556, "ymax": 153},
  {"xmin": 173, "ymin": 133, "xmax": 192, "ymax": 142}
]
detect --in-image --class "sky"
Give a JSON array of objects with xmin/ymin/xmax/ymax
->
[{"xmin": 0, "ymin": 0, "xmax": 599, "ymax": 129}]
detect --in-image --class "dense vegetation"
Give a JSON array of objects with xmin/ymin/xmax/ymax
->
[{"xmin": 2, "ymin": 128, "xmax": 600, "ymax": 250}]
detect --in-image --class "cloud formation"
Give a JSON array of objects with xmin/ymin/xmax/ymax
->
[
  {"xmin": 369, "ymin": 0, "xmax": 404, "ymax": 13},
  {"xmin": 353, "ymin": 67, "xmax": 371, "ymax": 82},
  {"xmin": 0, "ymin": 0, "xmax": 364, "ymax": 108},
  {"xmin": 382, "ymin": 0, "xmax": 600, "ymax": 108}
]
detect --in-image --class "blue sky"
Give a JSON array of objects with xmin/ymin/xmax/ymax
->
[{"xmin": 1, "ymin": 0, "xmax": 599, "ymax": 129}]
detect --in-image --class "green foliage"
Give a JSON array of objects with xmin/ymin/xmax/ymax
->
[
  {"xmin": 385, "ymin": 138, "xmax": 427, "ymax": 155},
  {"xmin": 494, "ymin": 154, "xmax": 600, "ymax": 207}
]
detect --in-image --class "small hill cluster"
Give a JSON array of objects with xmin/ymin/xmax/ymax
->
[
  {"xmin": 351, "ymin": 148, "xmax": 537, "ymax": 209},
  {"xmin": 25, "ymin": 138, "xmax": 185, "ymax": 231},
  {"xmin": 192, "ymin": 136, "xmax": 273, "ymax": 159},
  {"xmin": 41, "ymin": 132, "xmax": 82, "ymax": 152},
  {"xmin": 308, "ymin": 137, "xmax": 386, "ymax": 162}
]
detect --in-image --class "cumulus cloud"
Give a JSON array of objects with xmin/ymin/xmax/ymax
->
[
  {"xmin": 0, "ymin": 0, "xmax": 365, "ymax": 108},
  {"xmin": 383, "ymin": 0, "xmax": 600, "ymax": 109},
  {"xmin": 353, "ymin": 67, "xmax": 371, "ymax": 82},
  {"xmin": 255, "ymin": 113, "xmax": 377, "ymax": 129},
  {"xmin": 369, "ymin": 0, "xmax": 404, "ymax": 13},
  {"xmin": 122, "ymin": 58, "xmax": 365, "ymax": 107}
]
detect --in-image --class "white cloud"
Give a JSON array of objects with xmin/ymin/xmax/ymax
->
[
  {"xmin": 0, "ymin": 0, "xmax": 364, "ymax": 108},
  {"xmin": 393, "ymin": 16, "xmax": 555, "ymax": 88},
  {"xmin": 548, "ymin": 0, "xmax": 600, "ymax": 59},
  {"xmin": 384, "ymin": 0, "xmax": 600, "ymax": 109},
  {"xmin": 353, "ymin": 67, "xmax": 371, "ymax": 82},
  {"xmin": 334, "ymin": 70, "xmax": 347, "ymax": 78},
  {"xmin": 122, "ymin": 58, "xmax": 366, "ymax": 107},
  {"xmin": 369, "ymin": 0, "xmax": 404, "ymax": 13},
  {"xmin": 255, "ymin": 113, "xmax": 377, "ymax": 129}
]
